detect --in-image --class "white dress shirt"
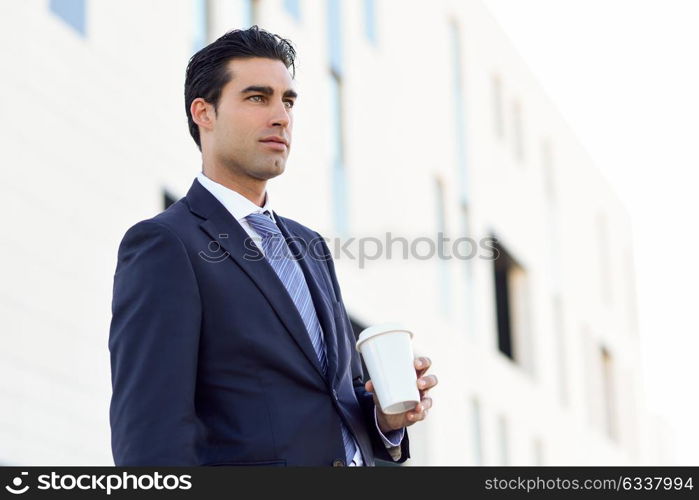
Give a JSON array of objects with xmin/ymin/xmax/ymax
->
[{"xmin": 195, "ymin": 172, "xmax": 404, "ymax": 465}]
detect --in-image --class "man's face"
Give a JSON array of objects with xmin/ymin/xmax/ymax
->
[{"xmin": 207, "ymin": 57, "xmax": 296, "ymax": 181}]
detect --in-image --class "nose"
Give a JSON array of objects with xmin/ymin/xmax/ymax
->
[{"xmin": 269, "ymin": 99, "xmax": 291, "ymax": 129}]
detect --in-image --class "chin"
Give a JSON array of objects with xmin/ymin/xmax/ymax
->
[{"xmin": 251, "ymin": 164, "xmax": 286, "ymax": 181}]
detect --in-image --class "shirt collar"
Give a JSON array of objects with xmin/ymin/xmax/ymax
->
[{"xmin": 196, "ymin": 171, "xmax": 276, "ymax": 223}]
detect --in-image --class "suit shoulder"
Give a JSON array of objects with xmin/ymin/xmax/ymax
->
[
  {"xmin": 151, "ymin": 198, "xmax": 193, "ymax": 233},
  {"xmin": 121, "ymin": 199, "xmax": 192, "ymax": 242}
]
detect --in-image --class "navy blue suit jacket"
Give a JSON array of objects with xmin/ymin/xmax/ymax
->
[{"xmin": 108, "ymin": 178, "xmax": 410, "ymax": 466}]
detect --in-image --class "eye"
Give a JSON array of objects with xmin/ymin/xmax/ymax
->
[
  {"xmin": 284, "ymin": 100, "xmax": 295, "ymax": 109},
  {"xmin": 248, "ymin": 95, "xmax": 265, "ymax": 103}
]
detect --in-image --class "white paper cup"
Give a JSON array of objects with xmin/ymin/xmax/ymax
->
[{"xmin": 355, "ymin": 323, "xmax": 420, "ymax": 415}]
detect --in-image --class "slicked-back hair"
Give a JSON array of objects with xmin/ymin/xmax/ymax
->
[{"xmin": 184, "ymin": 25, "xmax": 297, "ymax": 150}]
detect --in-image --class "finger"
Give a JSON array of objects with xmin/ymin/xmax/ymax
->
[
  {"xmin": 417, "ymin": 374, "xmax": 438, "ymax": 390},
  {"xmin": 414, "ymin": 398, "xmax": 432, "ymax": 412},
  {"xmin": 406, "ymin": 408, "xmax": 426, "ymax": 422},
  {"xmin": 405, "ymin": 399, "xmax": 429, "ymax": 422},
  {"xmin": 414, "ymin": 357, "xmax": 431, "ymax": 377},
  {"xmin": 365, "ymin": 380, "xmax": 374, "ymax": 393},
  {"xmin": 415, "ymin": 356, "xmax": 431, "ymax": 369}
]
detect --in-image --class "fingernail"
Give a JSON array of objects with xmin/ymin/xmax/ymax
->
[{"xmin": 418, "ymin": 379, "xmax": 426, "ymax": 387}]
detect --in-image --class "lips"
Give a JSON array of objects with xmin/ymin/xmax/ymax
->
[
  {"xmin": 260, "ymin": 136, "xmax": 288, "ymax": 152},
  {"xmin": 260, "ymin": 136, "xmax": 288, "ymax": 146},
  {"xmin": 260, "ymin": 141, "xmax": 287, "ymax": 152}
]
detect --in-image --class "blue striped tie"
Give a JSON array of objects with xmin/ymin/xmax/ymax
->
[{"xmin": 246, "ymin": 212, "xmax": 358, "ymax": 465}]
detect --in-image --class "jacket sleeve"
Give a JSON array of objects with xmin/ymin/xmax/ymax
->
[
  {"xmin": 315, "ymin": 233, "xmax": 410, "ymax": 464},
  {"xmin": 108, "ymin": 220, "xmax": 202, "ymax": 465}
]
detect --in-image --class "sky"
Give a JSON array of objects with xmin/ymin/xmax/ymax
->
[{"xmin": 482, "ymin": 0, "xmax": 699, "ymax": 464}]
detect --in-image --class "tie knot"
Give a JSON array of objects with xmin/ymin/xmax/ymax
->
[{"xmin": 246, "ymin": 211, "xmax": 281, "ymax": 239}]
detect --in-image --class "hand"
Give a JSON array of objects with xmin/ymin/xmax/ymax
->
[{"xmin": 365, "ymin": 356, "xmax": 438, "ymax": 434}]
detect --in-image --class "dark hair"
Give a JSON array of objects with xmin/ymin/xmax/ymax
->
[{"xmin": 184, "ymin": 25, "xmax": 297, "ymax": 150}]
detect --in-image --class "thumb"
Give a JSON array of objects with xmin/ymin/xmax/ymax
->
[{"xmin": 365, "ymin": 380, "xmax": 374, "ymax": 393}]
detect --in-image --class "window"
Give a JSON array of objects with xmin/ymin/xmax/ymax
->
[
  {"xmin": 327, "ymin": 0, "xmax": 343, "ymax": 74},
  {"xmin": 596, "ymin": 213, "xmax": 613, "ymax": 305},
  {"xmin": 552, "ymin": 294, "xmax": 568, "ymax": 406},
  {"xmin": 460, "ymin": 203, "xmax": 476, "ymax": 336},
  {"xmin": 497, "ymin": 415, "xmax": 509, "ymax": 465},
  {"xmin": 492, "ymin": 74, "xmax": 504, "ymax": 139},
  {"xmin": 470, "ymin": 398, "xmax": 483, "ymax": 465},
  {"xmin": 163, "ymin": 189, "xmax": 177, "ymax": 210},
  {"xmin": 435, "ymin": 177, "xmax": 450, "ymax": 317},
  {"xmin": 533, "ymin": 438, "xmax": 544, "ymax": 465},
  {"xmin": 242, "ymin": 0, "xmax": 258, "ymax": 27},
  {"xmin": 581, "ymin": 325, "xmax": 597, "ymax": 427},
  {"xmin": 512, "ymin": 100, "xmax": 525, "ymax": 163},
  {"xmin": 284, "ymin": 0, "xmax": 301, "ymax": 22},
  {"xmin": 450, "ymin": 21, "xmax": 469, "ymax": 202},
  {"xmin": 542, "ymin": 139, "xmax": 555, "ymax": 201},
  {"xmin": 328, "ymin": 0, "xmax": 347, "ymax": 235},
  {"xmin": 363, "ymin": 0, "xmax": 378, "ymax": 44},
  {"xmin": 492, "ymin": 238, "xmax": 533, "ymax": 371},
  {"xmin": 625, "ymin": 249, "xmax": 639, "ymax": 336},
  {"xmin": 329, "ymin": 74, "xmax": 348, "ymax": 236},
  {"xmin": 192, "ymin": 0, "xmax": 211, "ymax": 53},
  {"xmin": 49, "ymin": 0, "xmax": 86, "ymax": 36},
  {"xmin": 601, "ymin": 347, "xmax": 617, "ymax": 441}
]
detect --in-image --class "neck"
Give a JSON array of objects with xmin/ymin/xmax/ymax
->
[{"xmin": 201, "ymin": 161, "xmax": 267, "ymax": 208}]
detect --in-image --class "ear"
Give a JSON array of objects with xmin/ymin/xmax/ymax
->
[{"xmin": 190, "ymin": 97, "xmax": 216, "ymax": 134}]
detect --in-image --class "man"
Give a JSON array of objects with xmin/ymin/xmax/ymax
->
[{"xmin": 109, "ymin": 26, "xmax": 437, "ymax": 466}]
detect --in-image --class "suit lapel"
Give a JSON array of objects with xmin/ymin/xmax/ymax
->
[{"xmin": 186, "ymin": 179, "xmax": 327, "ymax": 385}]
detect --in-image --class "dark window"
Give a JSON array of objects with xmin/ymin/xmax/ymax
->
[
  {"xmin": 493, "ymin": 240, "xmax": 514, "ymax": 359},
  {"xmin": 163, "ymin": 189, "xmax": 177, "ymax": 209},
  {"xmin": 492, "ymin": 237, "xmax": 529, "ymax": 367},
  {"xmin": 349, "ymin": 316, "xmax": 367, "ymax": 378}
]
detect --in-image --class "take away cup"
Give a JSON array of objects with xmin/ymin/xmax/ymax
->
[{"xmin": 355, "ymin": 323, "xmax": 420, "ymax": 415}]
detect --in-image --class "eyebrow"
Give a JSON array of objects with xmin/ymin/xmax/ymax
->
[{"xmin": 240, "ymin": 85, "xmax": 298, "ymax": 99}]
